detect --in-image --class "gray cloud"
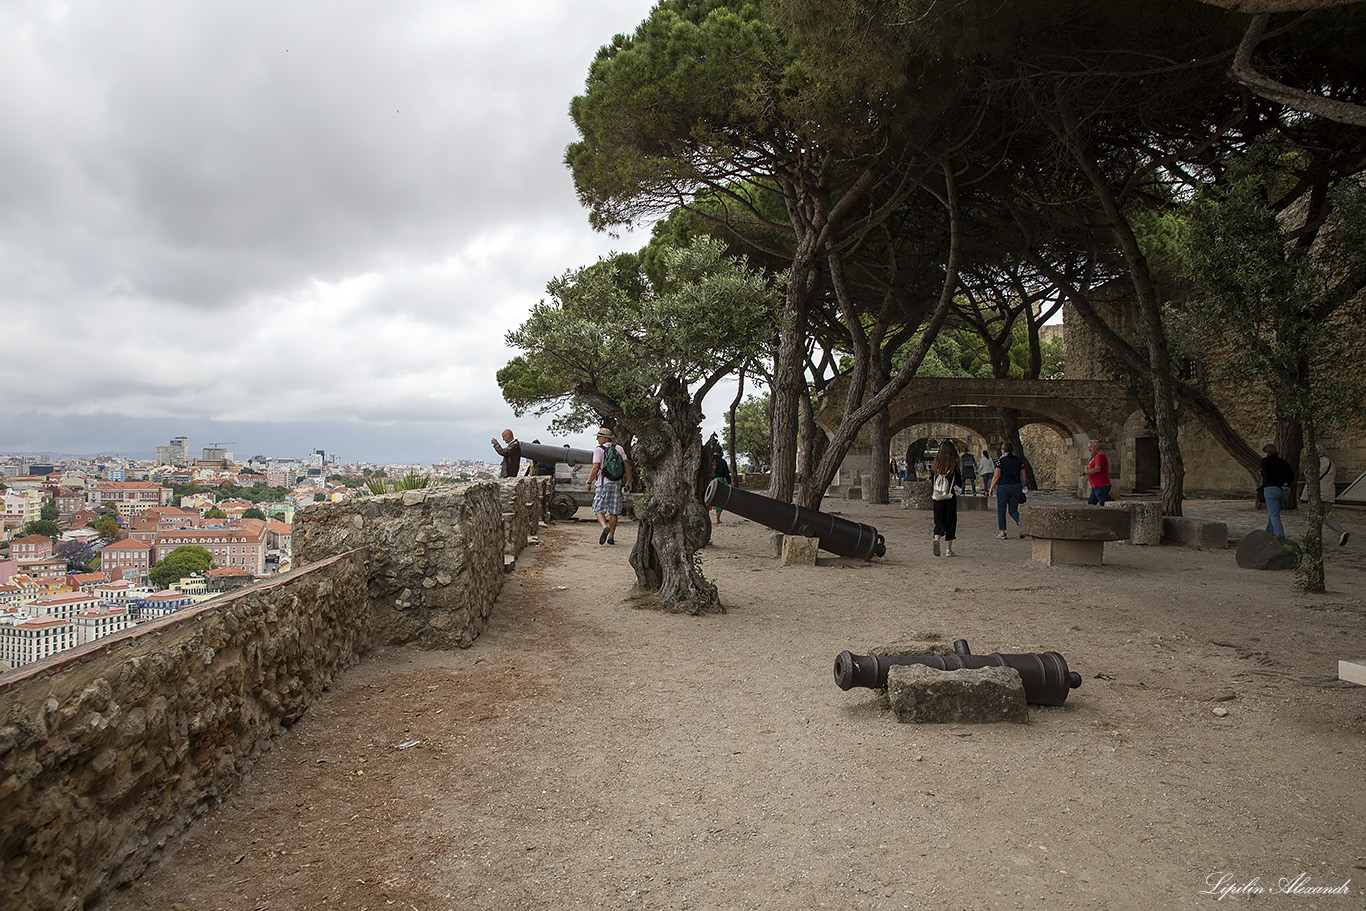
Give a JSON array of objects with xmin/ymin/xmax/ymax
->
[{"xmin": 0, "ymin": 0, "xmax": 655, "ymax": 463}]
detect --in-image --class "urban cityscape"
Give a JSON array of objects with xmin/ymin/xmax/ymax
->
[{"xmin": 0, "ymin": 437, "xmax": 504, "ymax": 673}]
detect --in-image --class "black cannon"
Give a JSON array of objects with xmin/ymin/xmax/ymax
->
[
  {"xmin": 833, "ymin": 639, "xmax": 1082, "ymax": 706},
  {"xmin": 519, "ymin": 440, "xmax": 602, "ymax": 519},
  {"xmin": 519, "ymin": 440, "xmax": 596, "ymax": 467},
  {"xmin": 704, "ymin": 480, "xmax": 885, "ymax": 560}
]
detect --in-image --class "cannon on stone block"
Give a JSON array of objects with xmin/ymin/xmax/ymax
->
[
  {"xmin": 519, "ymin": 441, "xmax": 602, "ymax": 520},
  {"xmin": 705, "ymin": 480, "xmax": 886, "ymax": 560},
  {"xmin": 833, "ymin": 639, "xmax": 1082, "ymax": 706}
]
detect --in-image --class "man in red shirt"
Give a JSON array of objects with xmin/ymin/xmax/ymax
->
[{"xmin": 1081, "ymin": 440, "xmax": 1112, "ymax": 505}]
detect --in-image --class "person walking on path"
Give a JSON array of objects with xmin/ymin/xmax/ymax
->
[
  {"xmin": 1082, "ymin": 440, "xmax": 1112, "ymax": 505},
  {"xmin": 1259, "ymin": 443, "xmax": 1296, "ymax": 537},
  {"xmin": 1304, "ymin": 444, "xmax": 1350, "ymax": 547},
  {"xmin": 978, "ymin": 450, "xmax": 993, "ymax": 497},
  {"xmin": 712, "ymin": 445, "xmax": 731, "ymax": 524},
  {"xmin": 959, "ymin": 448, "xmax": 978, "ymax": 495},
  {"xmin": 989, "ymin": 443, "xmax": 1027, "ymax": 539},
  {"xmin": 491, "ymin": 429, "xmax": 522, "ymax": 478},
  {"xmin": 587, "ymin": 427, "xmax": 632, "ymax": 545},
  {"xmin": 931, "ymin": 440, "xmax": 964, "ymax": 556}
]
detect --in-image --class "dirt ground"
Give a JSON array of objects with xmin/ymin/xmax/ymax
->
[{"xmin": 98, "ymin": 493, "xmax": 1366, "ymax": 911}]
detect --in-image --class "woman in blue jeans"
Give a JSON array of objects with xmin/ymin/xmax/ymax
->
[
  {"xmin": 1259, "ymin": 443, "xmax": 1296, "ymax": 537},
  {"xmin": 989, "ymin": 443, "xmax": 1027, "ymax": 539}
]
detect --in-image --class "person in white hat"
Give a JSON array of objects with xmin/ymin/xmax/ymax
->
[{"xmin": 586, "ymin": 427, "xmax": 632, "ymax": 545}]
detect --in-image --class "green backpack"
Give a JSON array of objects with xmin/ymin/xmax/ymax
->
[{"xmin": 600, "ymin": 442, "xmax": 625, "ymax": 481}]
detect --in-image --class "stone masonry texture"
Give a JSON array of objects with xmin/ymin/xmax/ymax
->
[
  {"xmin": 0, "ymin": 479, "xmax": 552, "ymax": 911},
  {"xmin": 293, "ymin": 479, "xmax": 548, "ymax": 649},
  {"xmin": 0, "ymin": 551, "xmax": 370, "ymax": 911}
]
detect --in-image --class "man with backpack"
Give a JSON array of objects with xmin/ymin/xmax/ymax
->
[{"xmin": 587, "ymin": 427, "xmax": 632, "ymax": 545}]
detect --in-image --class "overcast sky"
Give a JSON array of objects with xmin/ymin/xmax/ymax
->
[{"xmin": 1, "ymin": 0, "xmax": 672, "ymax": 466}]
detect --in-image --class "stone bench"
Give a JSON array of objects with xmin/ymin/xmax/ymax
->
[
  {"xmin": 1018, "ymin": 505, "xmax": 1131, "ymax": 566},
  {"xmin": 1162, "ymin": 516, "xmax": 1229, "ymax": 550}
]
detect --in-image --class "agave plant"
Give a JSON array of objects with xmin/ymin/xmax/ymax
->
[{"xmin": 363, "ymin": 471, "xmax": 432, "ymax": 495}]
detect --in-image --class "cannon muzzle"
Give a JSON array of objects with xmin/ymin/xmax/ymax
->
[
  {"xmin": 833, "ymin": 639, "xmax": 1082, "ymax": 706},
  {"xmin": 705, "ymin": 480, "xmax": 885, "ymax": 560},
  {"xmin": 520, "ymin": 441, "xmax": 596, "ymax": 466}
]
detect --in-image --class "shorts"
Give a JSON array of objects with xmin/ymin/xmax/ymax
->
[{"xmin": 593, "ymin": 480, "xmax": 624, "ymax": 516}]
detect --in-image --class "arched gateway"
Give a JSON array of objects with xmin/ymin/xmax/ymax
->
[{"xmin": 814, "ymin": 377, "xmax": 1145, "ymax": 495}]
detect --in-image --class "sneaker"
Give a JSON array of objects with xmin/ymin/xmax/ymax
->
[
  {"xmin": 608, "ymin": 537, "xmax": 616, "ymax": 545},
  {"xmin": 1340, "ymin": 532, "xmax": 1350, "ymax": 547},
  {"xmin": 933, "ymin": 538, "xmax": 941, "ymax": 556},
  {"xmin": 945, "ymin": 548, "xmax": 955, "ymax": 557},
  {"xmin": 599, "ymin": 527, "xmax": 610, "ymax": 545},
  {"xmin": 996, "ymin": 532, "xmax": 1007, "ymax": 540}
]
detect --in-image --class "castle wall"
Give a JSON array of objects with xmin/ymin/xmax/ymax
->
[{"xmin": 0, "ymin": 478, "xmax": 551, "ymax": 911}]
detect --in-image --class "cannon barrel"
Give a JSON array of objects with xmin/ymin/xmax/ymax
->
[
  {"xmin": 833, "ymin": 639, "xmax": 1082, "ymax": 706},
  {"xmin": 520, "ymin": 441, "xmax": 596, "ymax": 466},
  {"xmin": 705, "ymin": 480, "xmax": 885, "ymax": 560}
]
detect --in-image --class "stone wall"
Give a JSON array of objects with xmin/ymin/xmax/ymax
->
[
  {"xmin": 0, "ymin": 479, "xmax": 553, "ymax": 911},
  {"xmin": 0, "ymin": 551, "xmax": 371, "ymax": 911},
  {"xmin": 293, "ymin": 478, "xmax": 549, "ymax": 648}
]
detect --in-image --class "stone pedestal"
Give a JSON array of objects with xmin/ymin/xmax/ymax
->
[
  {"xmin": 1033, "ymin": 538, "xmax": 1105, "ymax": 566},
  {"xmin": 781, "ymin": 535, "xmax": 820, "ymax": 565},
  {"xmin": 1019, "ymin": 505, "xmax": 1130, "ymax": 567}
]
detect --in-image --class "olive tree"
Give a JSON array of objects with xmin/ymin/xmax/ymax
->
[{"xmin": 502, "ymin": 238, "xmax": 778, "ymax": 614}]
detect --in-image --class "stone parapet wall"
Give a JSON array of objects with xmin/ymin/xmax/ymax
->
[
  {"xmin": 0, "ymin": 481, "xmax": 553, "ymax": 911},
  {"xmin": 0, "ymin": 551, "xmax": 371, "ymax": 911},
  {"xmin": 293, "ymin": 480, "xmax": 548, "ymax": 649},
  {"xmin": 501, "ymin": 477, "xmax": 552, "ymax": 554}
]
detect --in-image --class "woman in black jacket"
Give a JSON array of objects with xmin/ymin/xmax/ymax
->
[{"xmin": 1259, "ymin": 443, "xmax": 1296, "ymax": 537}]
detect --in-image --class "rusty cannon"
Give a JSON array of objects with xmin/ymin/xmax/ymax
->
[
  {"xmin": 833, "ymin": 639, "xmax": 1082, "ymax": 706},
  {"xmin": 705, "ymin": 480, "xmax": 885, "ymax": 560}
]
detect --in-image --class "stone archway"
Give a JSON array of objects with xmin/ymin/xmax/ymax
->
[{"xmin": 816, "ymin": 376, "xmax": 1141, "ymax": 497}]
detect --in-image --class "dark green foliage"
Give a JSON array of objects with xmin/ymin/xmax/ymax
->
[
  {"xmin": 19, "ymin": 519, "xmax": 61, "ymax": 541},
  {"xmin": 149, "ymin": 546, "xmax": 213, "ymax": 588}
]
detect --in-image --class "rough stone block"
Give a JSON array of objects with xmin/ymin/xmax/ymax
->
[
  {"xmin": 901, "ymin": 480, "xmax": 932, "ymax": 510},
  {"xmin": 768, "ymin": 532, "xmax": 785, "ymax": 558},
  {"xmin": 780, "ymin": 535, "xmax": 820, "ymax": 565},
  {"xmin": 1032, "ymin": 538, "xmax": 1105, "ymax": 566},
  {"xmin": 887, "ymin": 664, "xmax": 1028, "ymax": 724},
  {"xmin": 1018, "ymin": 506, "xmax": 1130, "ymax": 541},
  {"xmin": 845, "ymin": 486, "xmax": 863, "ymax": 501},
  {"xmin": 1235, "ymin": 529, "xmax": 1296, "ymax": 570},
  {"xmin": 1106, "ymin": 500, "xmax": 1161, "ymax": 545},
  {"xmin": 1163, "ymin": 516, "xmax": 1229, "ymax": 550}
]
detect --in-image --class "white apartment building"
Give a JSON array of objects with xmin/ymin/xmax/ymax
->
[
  {"xmin": 73, "ymin": 605, "xmax": 130, "ymax": 646},
  {"xmin": 0, "ymin": 616, "xmax": 76, "ymax": 670},
  {"xmin": 31, "ymin": 591, "xmax": 101, "ymax": 620}
]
